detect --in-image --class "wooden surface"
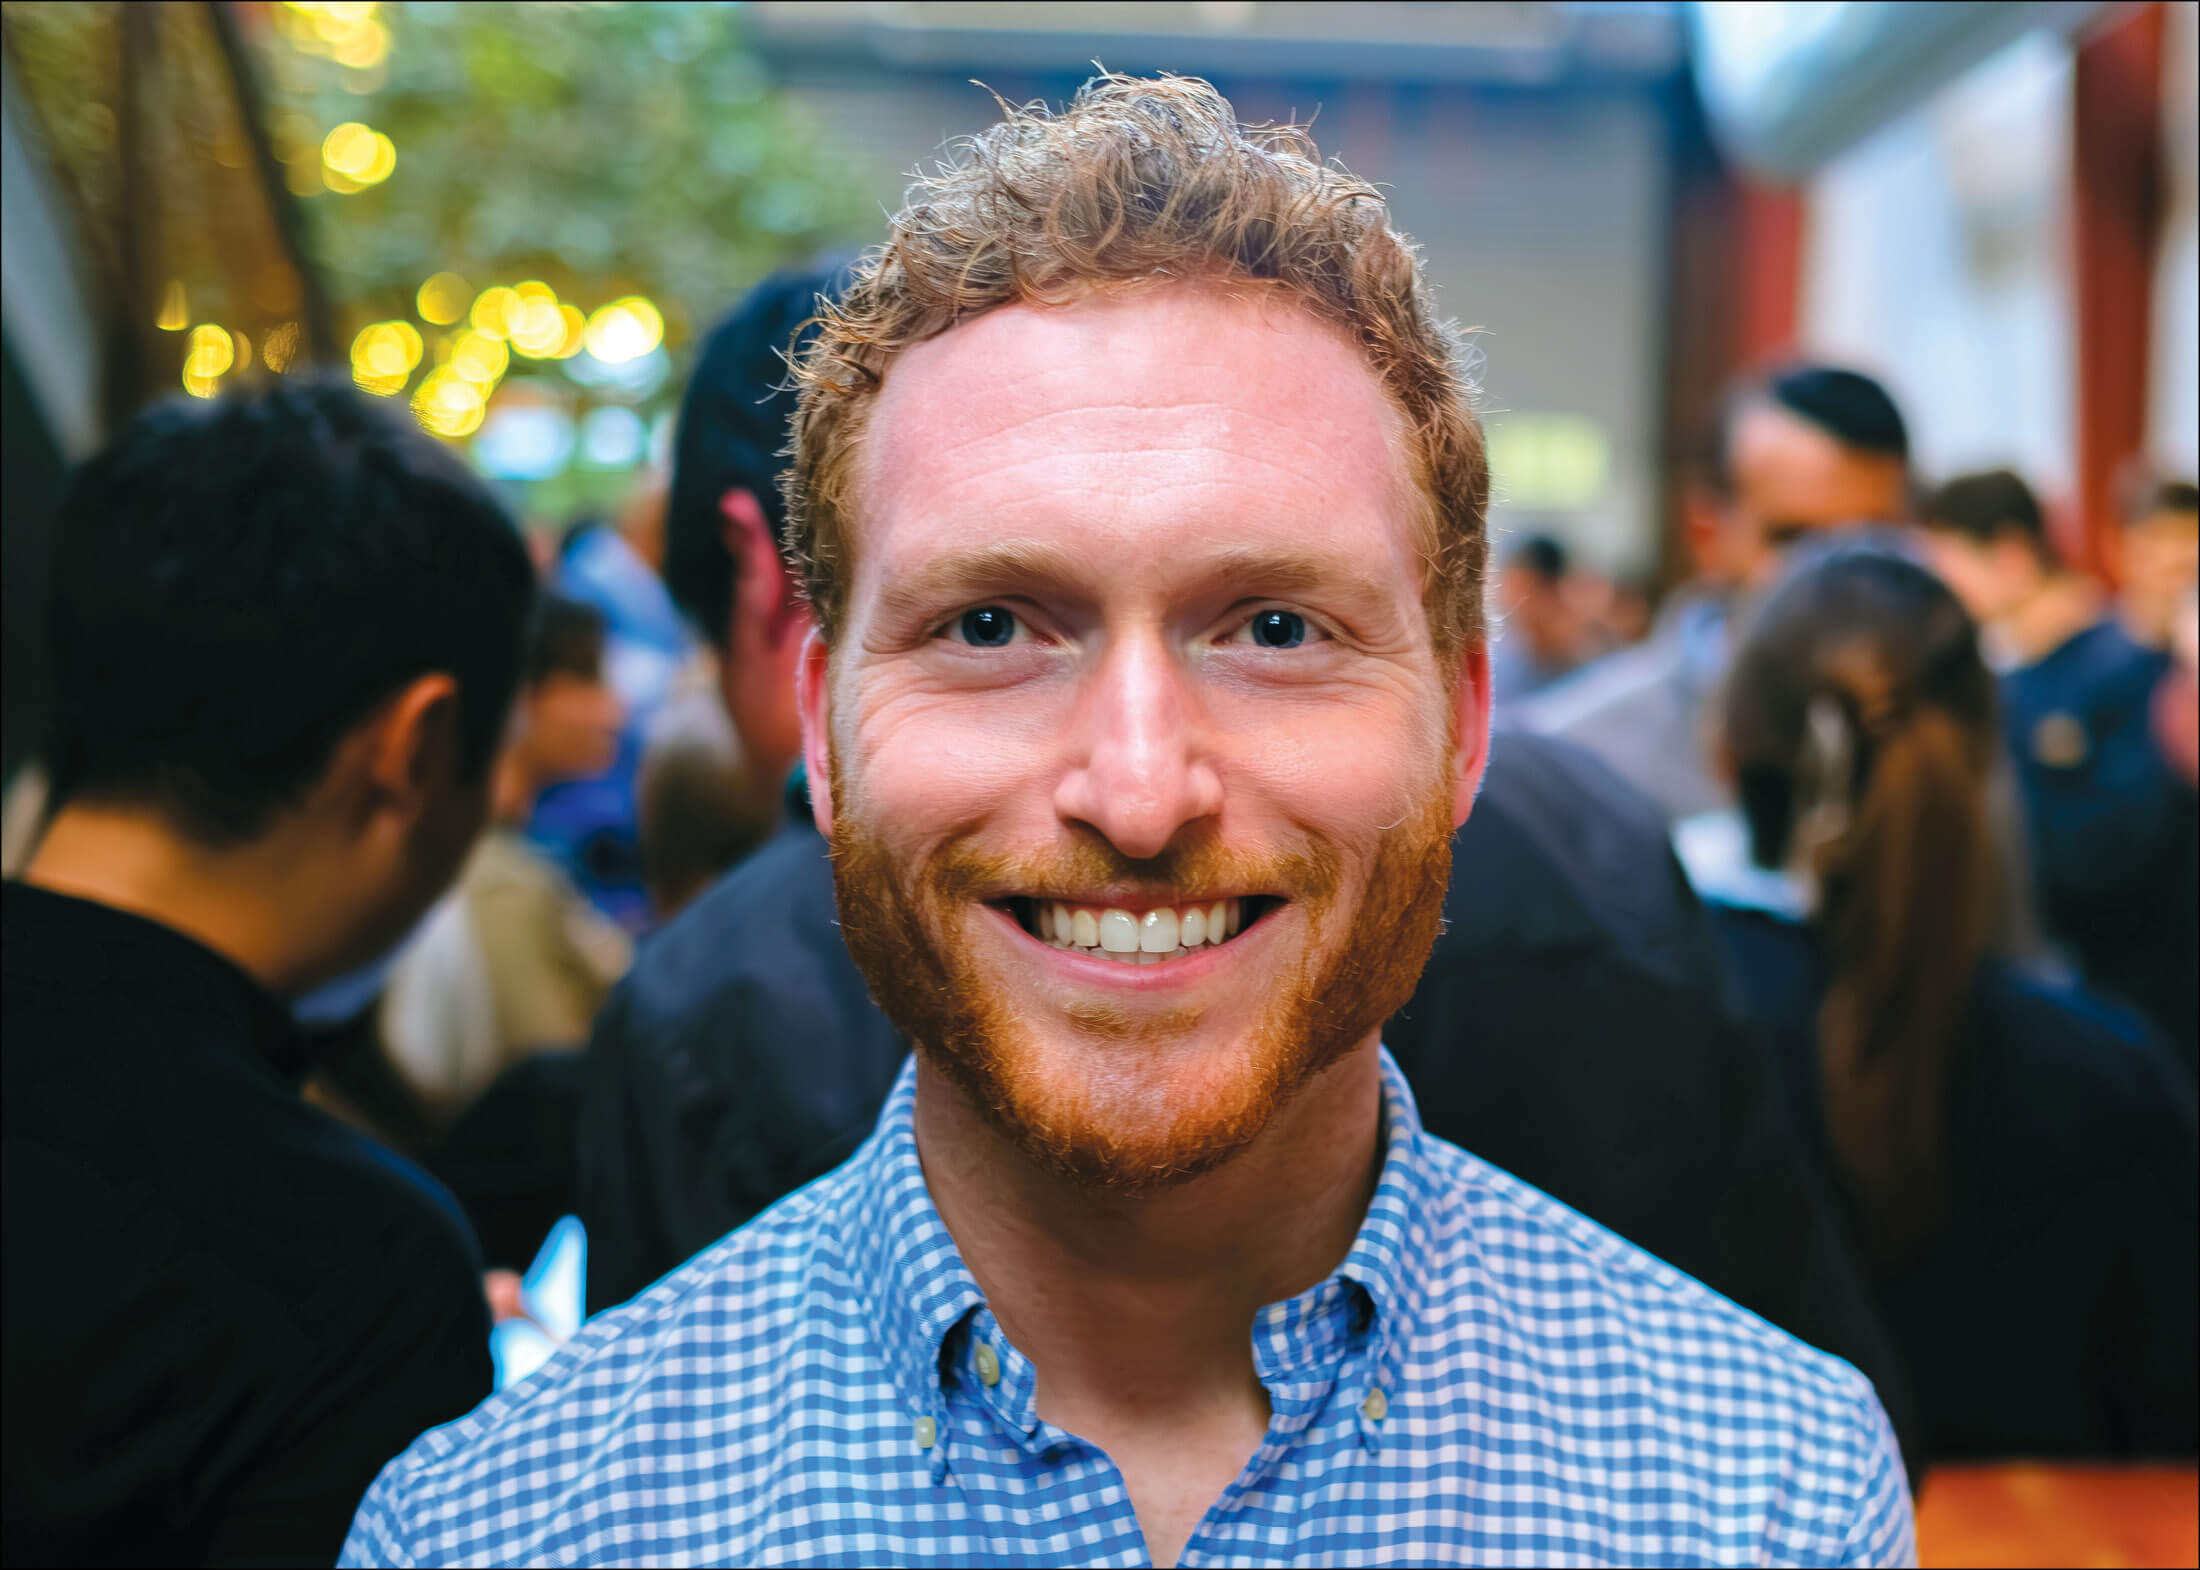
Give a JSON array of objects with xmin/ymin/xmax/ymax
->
[{"xmin": 1916, "ymin": 1463, "xmax": 2198, "ymax": 1569}]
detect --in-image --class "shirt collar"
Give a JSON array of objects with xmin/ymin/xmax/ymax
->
[{"xmin": 840, "ymin": 1046, "xmax": 1436, "ymax": 1427}]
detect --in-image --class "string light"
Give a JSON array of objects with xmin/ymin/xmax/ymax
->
[
  {"xmin": 181, "ymin": 324, "xmax": 235, "ymax": 397},
  {"xmin": 416, "ymin": 272, "xmax": 472, "ymax": 326},
  {"xmin": 351, "ymin": 319, "xmax": 423, "ymax": 395},
  {"xmin": 412, "ymin": 368, "xmax": 487, "ymax": 438},
  {"xmin": 582, "ymin": 297, "xmax": 664, "ymax": 364}
]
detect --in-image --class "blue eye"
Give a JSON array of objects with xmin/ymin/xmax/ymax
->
[
  {"xmin": 957, "ymin": 606, "xmax": 1018, "ymax": 647},
  {"xmin": 1247, "ymin": 609, "xmax": 1307, "ymax": 649}
]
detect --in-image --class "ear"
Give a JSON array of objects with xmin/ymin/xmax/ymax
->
[
  {"xmin": 1682, "ymin": 484, "xmax": 1730, "ymax": 578},
  {"xmin": 363, "ymin": 673, "xmax": 464, "ymax": 817},
  {"xmin": 1449, "ymin": 637, "xmax": 1493, "ymax": 828},
  {"xmin": 795, "ymin": 623, "xmax": 836, "ymax": 838},
  {"xmin": 719, "ymin": 487, "xmax": 803, "ymax": 647}
]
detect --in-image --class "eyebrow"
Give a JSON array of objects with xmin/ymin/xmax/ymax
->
[{"xmin": 873, "ymin": 539, "xmax": 1405, "ymax": 628}]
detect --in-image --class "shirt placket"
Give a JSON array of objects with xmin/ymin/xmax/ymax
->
[
  {"xmin": 936, "ymin": 1309, "xmax": 1152, "ymax": 1564},
  {"xmin": 1176, "ymin": 1278, "xmax": 1385, "ymax": 1564}
]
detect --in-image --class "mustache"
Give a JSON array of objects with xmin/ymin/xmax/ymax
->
[{"xmin": 922, "ymin": 821, "xmax": 1342, "ymax": 907}]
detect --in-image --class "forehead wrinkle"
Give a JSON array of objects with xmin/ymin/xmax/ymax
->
[
  {"xmin": 884, "ymin": 442, "xmax": 1389, "ymax": 526},
  {"xmin": 860, "ymin": 291, "xmax": 1416, "ymax": 507}
]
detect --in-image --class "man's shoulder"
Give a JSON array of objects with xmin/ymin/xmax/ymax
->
[
  {"xmin": 618, "ymin": 823, "xmax": 842, "ymax": 1020},
  {"xmin": 346, "ymin": 1169, "xmax": 860, "ymax": 1558},
  {"xmin": 2010, "ymin": 619, "xmax": 2166, "ymax": 715},
  {"xmin": 1513, "ymin": 636, "xmax": 1691, "ymax": 739},
  {"xmin": 1415, "ymin": 1130, "xmax": 1880, "ymax": 1417}
]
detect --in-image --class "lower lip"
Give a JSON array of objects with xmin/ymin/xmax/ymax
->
[{"xmin": 983, "ymin": 903, "xmax": 1276, "ymax": 987}]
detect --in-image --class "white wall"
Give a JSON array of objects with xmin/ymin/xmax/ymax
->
[
  {"xmin": 1800, "ymin": 30, "xmax": 2077, "ymax": 500},
  {"xmin": 2148, "ymin": 0, "xmax": 2197, "ymax": 477}
]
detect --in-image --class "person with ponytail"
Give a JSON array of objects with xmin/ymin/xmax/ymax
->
[{"xmin": 1707, "ymin": 542, "xmax": 2196, "ymax": 1463}]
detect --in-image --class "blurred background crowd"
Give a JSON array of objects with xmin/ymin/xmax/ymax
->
[{"xmin": 2, "ymin": 3, "xmax": 2195, "ymax": 1566}]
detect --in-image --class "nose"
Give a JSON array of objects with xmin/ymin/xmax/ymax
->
[{"xmin": 1052, "ymin": 631, "xmax": 1224, "ymax": 861}]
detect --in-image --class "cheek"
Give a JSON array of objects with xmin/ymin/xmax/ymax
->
[
  {"xmin": 1208, "ymin": 684, "xmax": 1446, "ymax": 844},
  {"xmin": 840, "ymin": 670, "xmax": 1069, "ymax": 834}
]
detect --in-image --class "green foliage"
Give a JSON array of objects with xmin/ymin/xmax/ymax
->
[{"xmin": 261, "ymin": 2, "xmax": 868, "ymax": 352}]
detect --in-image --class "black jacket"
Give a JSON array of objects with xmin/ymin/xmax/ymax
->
[
  {"xmin": 3, "ymin": 884, "xmax": 492, "ymax": 1568},
  {"xmin": 578, "ymin": 730, "xmax": 1918, "ymax": 1470},
  {"xmin": 1708, "ymin": 902, "xmax": 2197, "ymax": 1460}
]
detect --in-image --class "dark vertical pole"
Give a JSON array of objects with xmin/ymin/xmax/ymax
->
[
  {"xmin": 2072, "ymin": 1, "xmax": 2165, "ymax": 579},
  {"xmin": 107, "ymin": 0, "xmax": 154, "ymax": 426},
  {"xmin": 1653, "ymin": 79, "xmax": 1804, "ymax": 593},
  {"xmin": 206, "ymin": 0, "xmax": 337, "ymax": 363}
]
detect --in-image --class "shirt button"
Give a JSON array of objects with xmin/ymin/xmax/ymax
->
[
  {"xmin": 1360, "ymin": 1388, "xmax": 1388, "ymax": 1423},
  {"xmin": 913, "ymin": 1415, "xmax": 937, "ymax": 1449},
  {"xmin": 974, "ymin": 1342, "xmax": 1001, "ymax": 1387}
]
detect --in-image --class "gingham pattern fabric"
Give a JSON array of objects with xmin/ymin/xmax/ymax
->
[{"xmin": 342, "ymin": 1051, "xmax": 1915, "ymax": 1567}]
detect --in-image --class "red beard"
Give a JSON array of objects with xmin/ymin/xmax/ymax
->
[{"xmin": 827, "ymin": 758, "xmax": 1454, "ymax": 1192}]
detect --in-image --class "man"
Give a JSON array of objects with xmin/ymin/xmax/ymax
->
[
  {"xmin": 1487, "ymin": 532, "xmax": 1587, "ymax": 706},
  {"xmin": 1520, "ymin": 365, "xmax": 1911, "ymax": 819},
  {"xmin": 355, "ymin": 77, "xmax": 1910, "ymax": 1566},
  {"xmin": 4, "ymin": 379, "xmax": 533, "ymax": 1565},
  {"xmin": 1917, "ymin": 469, "xmax": 2197, "ymax": 1069},
  {"xmin": 660, "ymin": 259, "xmax": 851, "ymax": 797},
  {"xmin": 579, "ymin": 265, "xmax": 1914, "ymax": 1481},
  {"xmin": 381, "ymin": 593, "xmax": 632, "ymax": 1129},
  {"xmin": 2117, "ymin": 475, "xmax": 2199, "ymax": 653}
]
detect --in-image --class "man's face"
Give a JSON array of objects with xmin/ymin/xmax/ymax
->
[
  {"xmin": 1717, "ymin": 403, "xmax": 1909, "ymax": 588},
  {"xmin": 1918, "ymin": 529, "xmax": 2038, "ymax": 628},
  {"xmin": 524, "ymin": 672, "xmax": 624, "ymax": 783},
  {"xmin": 800, "ymin": 285, "xmax": 1486, "ymax": 1191},
  {"xmin": 2122, "ymin": 506, "xmax": 2200, "ymax": 640}
]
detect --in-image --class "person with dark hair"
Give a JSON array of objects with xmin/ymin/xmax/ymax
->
[
  {"xmin": 381, "ymin": 592, "xmax": 631, "ymax": 1130},
  {"xmin": 1488, "ymin": 531, "xmax": 1587, "ymax": 705},
  {"xmin": 2118, "ymin": 474, "xmax": 2199, "ymax": 653},
  {"xmin": 528, "ymin": 482, "xmax": 689, "ymax": 933},
  {"xmin": 633, "ymin": 687, "xmax": 781, "ymax": 921},
  {"xmin": 1918, "ymin": 469, "xmax": 2198, "ymax": 1071},
  {"xmin": 1705, "ymin": 541, "xmax": 2196, "ymax": 1461},
  {"xmin": 662, "ymin": 258, "xmax": 852, "ymax": 794},
  {"xmin": 3, "ymin": 377, "xmax": 534, "ymax": 1566},
  {"xmin": 1520, "ymin": 362, "xmax": 1912, "ymax": 819}
]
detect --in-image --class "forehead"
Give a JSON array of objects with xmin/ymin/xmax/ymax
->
[{"xmin": 850, "ymin": 285, "xmax": 1421, "ymax": 599}]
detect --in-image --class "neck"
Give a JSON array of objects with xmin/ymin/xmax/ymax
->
[
  {"xmin": 1996, "ymin": 571, "xmax": 2104, "ymax": 666},
  {"xmin": 912, "ymin": 1038, "xmax": 1386, "ymax": 1427},
  {"xmin": 491, "ymin": 747, "xmax": 539, "ymax": 825},
  {"xmin": 24, "ymin": 804, "xmax": 329, "ymax": 996}
]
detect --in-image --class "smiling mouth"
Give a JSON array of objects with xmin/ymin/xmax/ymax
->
[{"xmin": 999, "ymin": 895, "xmax": 1282, "ymax": 965}]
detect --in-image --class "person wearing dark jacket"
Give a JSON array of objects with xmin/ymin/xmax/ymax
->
[
  {"xmin": 1706, "ymin": 541, "xmax": 2197, "ymax": 1460},
  {"xmin": 578, "ymin": 732, "xmax": 1922, "ymax": 1475},
  {"xmin": 3, "ymin": 381, "xmax": 534, "ymax": 1566}
]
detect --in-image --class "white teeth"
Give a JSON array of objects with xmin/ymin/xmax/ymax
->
[
  {"xmin": 1098, "ymin": 909, "xmax": 1141, "ymax": 953},
  {"xmin": 1030, "ymin": 896, "xmax": 1257, "ymax": 962},
  {"xmin": 1139, "ymin": 908, "xmax": 1179, "ymax": 953}
]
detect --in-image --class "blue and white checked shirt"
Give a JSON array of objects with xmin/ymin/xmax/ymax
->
[{"xmin": 343, "ymin": 1051, "xmax": 1914, "ymax": 1567}]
